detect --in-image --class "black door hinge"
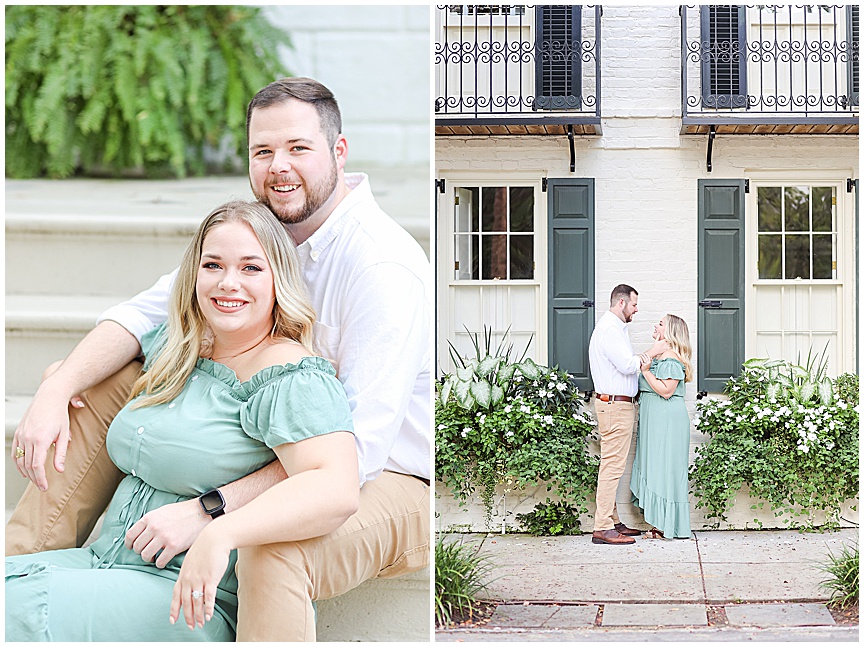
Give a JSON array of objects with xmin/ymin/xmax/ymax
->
[
  {"xmin": 744, "ymin": 179, "xmax": 749, "ymax": 193},
  {"xmin": 542, "ymin": 177, "xmax": 548, "ymax": 192},
  {"xmin": 436, "ymin": 179, "xmax": 446, "ymax": 194},
  {"xmin": 847, "ymin": 178, "xmax": 857, "ymax": 193}
]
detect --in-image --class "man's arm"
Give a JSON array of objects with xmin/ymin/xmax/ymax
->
[{"xmin": 12, "ymin": 321, "xmax": 141, "ymax": 490}]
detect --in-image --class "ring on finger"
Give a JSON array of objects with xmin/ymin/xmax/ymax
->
[
  {"xmin": 191, "ymin": 590, "xmax": 204, "ymax": 600},
  {"xmin": 15, "ymin": 447, "xmax": 25, "ymax": 459}
]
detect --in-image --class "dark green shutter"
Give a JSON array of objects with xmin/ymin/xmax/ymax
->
[
  {"xmin": 700, "ymin": 5, "xmax": 747, "ymax": 108},
  {"xmin": 534, "ymin": 5, "xmax": 582, "ymax": 110},
  {"xmin": 698, "ymin": 179, "xmax": 745, "ymax": 392},
  {"xmin": 547, "ymin": 178, "xmax": 594, "ymax": 391}
]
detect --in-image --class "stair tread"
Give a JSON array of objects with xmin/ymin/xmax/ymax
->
[{"xmin": 6, "ymin": 295, "xmax": 123, "ymax": 328}]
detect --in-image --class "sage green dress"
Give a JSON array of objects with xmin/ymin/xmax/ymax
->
[
  {"xmin": 6, "ymin": 323, "xmax": 353, "ymax": 641},
  {"xmin": 629, "ymin": 357, "xmax": 691, "ymax": 539}
]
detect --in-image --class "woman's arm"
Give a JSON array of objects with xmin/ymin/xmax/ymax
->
[
  {"xmin": 169, "ymin": 430, "xmax": 359, "ymax": 630},
  {"xmin": 640, "ymin": 355, "xmax": 680, "ymax": 400}
]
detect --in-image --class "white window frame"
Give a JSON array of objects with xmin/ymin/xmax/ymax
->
[{"xmin": 744, "ymin": 170, "xmax": 856, "ymax": 374}]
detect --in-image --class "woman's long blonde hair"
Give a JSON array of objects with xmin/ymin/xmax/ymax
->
[
  {"xmin": 664, "ymin": 314, "xmax": 693, "ymax": 383},
  {"xmin": 130, "ymin": 200, "xmax": 316, "ymax": 409}
]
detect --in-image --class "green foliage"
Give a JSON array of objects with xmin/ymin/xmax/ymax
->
[
  {"xmin": 817, "ymin": 541, "xmax": 859, "ymax": 608},
  {"xmin": 5, "ymin": 5, "xmax": 290, "ymax": 178},
  {"xmin": 516, "ymin": 500, "xmax": 582, "ymax": 536},
  {"xmin": 436, "ymin": 329, "xmax": 598, "ymax": 530},
  {"xmin": 690, "ymin": 357, "xmax": 858, "ymax": 530},
  {"xmin": 435, "ymin": 535, "xmax": 493, "ymax": 627}
]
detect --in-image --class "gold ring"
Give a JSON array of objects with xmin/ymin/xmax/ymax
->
[{"xmin": 15, "ymin": 447, "xmax": 25, "ymax": 459}]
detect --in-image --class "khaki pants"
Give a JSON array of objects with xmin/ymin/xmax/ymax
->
[
  {"xmin": 5, "ymin": 362, "xmax": 430, "ymax": 641},
  {"xmin": 592, "ymin": 400, "xmax": 637, "ymax": 532}
]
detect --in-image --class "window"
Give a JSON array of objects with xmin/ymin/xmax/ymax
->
[
  {"xmin": 700, "ymin": 5, "xmax": 747, "ymax": 108},
  {"xmin": 534, "ymin": 5, "xmax": 582, "ymax": 110},
  {"xmin": 757, "ymin": 186, "xmax": 836, "ymax": 280},
  {"xmin": 453, "ymin": 186, "xmax": 534, "ymax": 281}
]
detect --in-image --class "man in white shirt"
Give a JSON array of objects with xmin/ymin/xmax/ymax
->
[
  {"xmin": 588, "ymin": 284, "xmax": 665, "ymax": 545},
  {"xmin": 8, "ymin": 78, "xmax": 430, "ymax": 640}
]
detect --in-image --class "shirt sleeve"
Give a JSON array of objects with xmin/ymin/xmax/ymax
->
[
  {"xmin": 599, "ymin": 325, "xmax": 642, "ymax": 375},
  {"xmin": 241, "ymin": 364, "xmax": 354, "ymax": 449},
  {"xmin": 336, "ymin": 261, "xmax": 430, "ymax": 486},
  {"xmin": 651, "ymin": 358, "xmax": 686, "ymax": 381},
  {"xmin": 97, "ymin": 269, "xmax": 177, "ymax": 342}
]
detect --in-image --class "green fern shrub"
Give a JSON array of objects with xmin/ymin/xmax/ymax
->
[{"xmin": 5, "ymin": 5, "xmax": 291, "ymax": 178}]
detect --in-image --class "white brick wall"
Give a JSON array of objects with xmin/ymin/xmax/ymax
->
[{"xmin": 264, "ymin": 5, "xmax": 430, "ymax": 167}]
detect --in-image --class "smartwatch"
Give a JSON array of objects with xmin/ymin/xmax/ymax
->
[{"xmin": 199, "ymin": 488, "xmax": 226, "ymax": 519}]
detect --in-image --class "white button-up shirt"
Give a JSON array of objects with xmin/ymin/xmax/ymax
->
[
  {"xmin": 98, "ymin": 173, "xmax": 432, "ymax": 486},
  {"xmin": 587, "ymin": 310, "xmax": 642, "ymax": 398}
]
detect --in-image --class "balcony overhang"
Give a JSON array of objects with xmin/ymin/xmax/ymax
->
[
  {"xmin": 435, "ymin": 115, "xmax": 602, "ymax": 137},
  {"xmin": 681, "ymin": 114, "xmax": 858, "ymax": 136}
]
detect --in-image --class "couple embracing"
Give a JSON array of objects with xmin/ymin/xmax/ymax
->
[
  {"xmin": 7, "ymin": 77, "xmax": 430, "ymax": 641},
  {"xmin": 589, "ymin": 284, "xmax": 693, "ymax": 545}
]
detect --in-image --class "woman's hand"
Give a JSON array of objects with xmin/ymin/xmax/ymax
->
[{"xmin": 169, "ymin": 522, "xmax": 232, "ymax": 631}]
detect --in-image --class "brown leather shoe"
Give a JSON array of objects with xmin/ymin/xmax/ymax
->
[
  {"xmin": 614, "ymin": 522, "xmax": 641, "ymax": 536},
  {"xmin": 592, "ymin": 529, "xmax": 636, "ymax": 545}
]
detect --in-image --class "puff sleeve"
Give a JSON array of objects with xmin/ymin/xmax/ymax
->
[
  {"xmin": 139, "ymin": 322, "xmax": 168, "ymax": 371},
  {"xmin": 240, "ymin": 358, "xmax": 354, "ymax": 449},
  {"xmin": 651, "ymin": 358, "xmax": 686, "ymax": 381}
]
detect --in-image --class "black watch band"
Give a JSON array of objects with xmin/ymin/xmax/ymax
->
[{"xmin": 199, "ymin": 488, "xmax": 226, "ymax": 519}]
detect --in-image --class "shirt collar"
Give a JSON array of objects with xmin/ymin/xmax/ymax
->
[
  {"xmin": 300, "ymin": 173, "xmax": 370, "ymax": 262},
  {"xmin": 604, "ymin": 309, "xmax": 627, "ymax": 330}
]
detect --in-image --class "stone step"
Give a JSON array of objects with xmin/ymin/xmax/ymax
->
[
  {"xmin": 5, "ymin": 295, "xmax": 121, "ymax": 396},
  {"xmin": 5, "ymin": 169, "xmax": 430, "ymax": 297}
]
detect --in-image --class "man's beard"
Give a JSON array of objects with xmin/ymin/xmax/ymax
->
[{"xmin": 254, "ymin": 160, "xmax": 338, "ymax": 225}]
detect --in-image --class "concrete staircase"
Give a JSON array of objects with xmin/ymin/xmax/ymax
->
[{"xmin": 5, "ymin": 167, "xmax": 431, "ymax": 641}]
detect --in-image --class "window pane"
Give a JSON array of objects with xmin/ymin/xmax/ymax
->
[
  {"xmin": 784, "ymin": 186, "xmax": 809, "ymax": 232},
  {"xmin": 454, "ymin": 234, "xmax": 479, "ymax": 280},
  {"xmin": 509, "ymin": 235, "xmax": 534, "ymax": 279},
  {"xmin": 758, "ymin": 187, "xmax": 782, "ymax": 232},
  {"xmin": 758, "ymin": 234, "xmax": 782, "ymax": 279},
  {"xmin": 509, "ymin": 187, "xmax": 534, "ymax": 232},
  {"xmin": 482, "ymin": 234, "xmax": 508, "ymax": 279},
  {"xmin": 784, "ymin": 234, "xmax": 810, "ymax": 279},
  {"xmin": 454, "ymin": 187, "xmax": 479, "ymax": 233},
  {"xmin": 812, "ymin": 234, "xmax": 834, "ymax": 279},
  {"xmin": 481, "ymin": 187, "xmax": 507, "ymax": 232},
  {"xmin": 812, "ymin": 187, "xmax": 833, "ymax": 232}
]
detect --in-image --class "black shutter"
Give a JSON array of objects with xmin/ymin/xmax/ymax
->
[
  {"xmin": 700, "ymin": 5, "xmax": 748, "ymax": 108},
  {"xmin": 848, "ymin": 5, "xmax": 859, "ymax": 108},
  {"xmin": 534, "ymin": 5, "xmax": 582, "ymax": 110},
  {"xmin": 698, "ymin": 179, "xmax": 745, "ymax": 392},
  {"xmin": 547, "ymin": 178, "xmax": 594, "ymax": 391}
]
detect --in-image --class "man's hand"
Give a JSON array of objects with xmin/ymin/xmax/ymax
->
[
  {"xmin": 646, "ymin": 339, "xmax": 669, "ymax": 358},
  {"xmin": 11, "ymin": 362, "xmax": 83, "ymax": 491},
  {"xmin": 126, "ymin": 498, "xmax": 210, "ymax": 569}
]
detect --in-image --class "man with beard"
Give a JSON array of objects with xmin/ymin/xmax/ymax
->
[
  {"xmin": 8, "ymin": 78, "xmax": 431, "ymax": 641},
  {"xmin": 588, "ymin": 284, "xmax": 666, "ymax": 545}
]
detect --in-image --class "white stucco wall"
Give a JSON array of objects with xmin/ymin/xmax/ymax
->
[{"xmin": 264, "ymin": 5, "xmax": 430, "ymax": 167}]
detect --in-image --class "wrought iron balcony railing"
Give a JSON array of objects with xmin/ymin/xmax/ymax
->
[
  {"xmin": 681, "ymin": 4, "xmax": 859, "ymax": 134},
  {"xmin": 435, "ymin": 5, "xmax": 602, "ymax": 134}
]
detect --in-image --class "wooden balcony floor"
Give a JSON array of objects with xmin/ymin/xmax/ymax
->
[
  {"xmin": 435, "ymin": 123, "xmax": 599, "ymax": 136},
  {"xmin": 682, "ymin": 123, "xmax": 858, "ymax": 135}
]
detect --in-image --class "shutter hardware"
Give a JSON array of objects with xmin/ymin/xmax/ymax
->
[
  {"xmin": 698, "ymin": 300, "xmax": 722, "ymax": 308},
  {"xmin": 706, "ymin": 125, "xmax": 716, "ymax": 173},
  {"xmin": 582, "ymin": 300, "xmax": 595, "ymax": 307},
  {"xmin": 847, "ymin": 178, "xmax": 857, "ymax": 193}
]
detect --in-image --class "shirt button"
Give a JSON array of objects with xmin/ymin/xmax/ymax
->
[
  {"xmin": 311, "ymin": 250, "xmax": 320, "ymax": 261},
  {"xmin": 137, "ymin": 427, "xmax": 144, "ymax": 435}
]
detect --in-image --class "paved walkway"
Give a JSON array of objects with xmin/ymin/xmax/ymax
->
[{"xmin": 436, "ymin": 528, "xmax": 859, "ymax": 641}]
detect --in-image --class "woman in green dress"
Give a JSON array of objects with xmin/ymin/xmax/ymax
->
[
  {"xmin": 6, "ymin": 201, "xmax": 359, "ymax": 641},
  {"xmin": 629, "ymin": 314, "xmax": 693, "ymax": 539}
]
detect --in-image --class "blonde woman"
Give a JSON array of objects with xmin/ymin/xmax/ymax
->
[
  {"xmin": 629, "ymin": 314, "xmax": 693, "ymax": 539},
  {"xmin": 6, "ymin": 201, "xmax": 358, "ymax": 641}
]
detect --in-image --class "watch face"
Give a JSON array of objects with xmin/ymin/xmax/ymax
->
[{"xmin": 201, "ymin": 490, "xmax": 224, "ymax": 512}]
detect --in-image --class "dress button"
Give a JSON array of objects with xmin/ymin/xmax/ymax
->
[
  {"xmin": 131, "ymin": 469, "xmax": 137, "ymax": 477},
  {"xmin": 113, "ymin": 537, "xmax": 120, "ymax": 543},
  {"xmin": 137, "ymin": 426, "xmax": 144, "ymax": 434},
  {"xmin": 168, "ymin": 403, "xmax": 176, "ymax": 409},
  {"xmin": 192, "ymin": 375, "xmax": 199, "ymax": 381}
]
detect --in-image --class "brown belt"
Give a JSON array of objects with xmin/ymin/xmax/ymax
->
[{"xmin": 595, "ymin": 393, "xmax": 635, "ymax": 403}]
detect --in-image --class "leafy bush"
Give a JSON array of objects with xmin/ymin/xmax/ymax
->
[
  {"xmin": 435, "ymin": 535, "xmax": 493, "ymax": 627},
  {"xmin": 5, "ymin": 5, "xmax": 290, "ymax": 178},
  {"xmin": 818, "ymin": 541, "xmax": 859, "ymax": 608},
  {"xmin": 690, "ymin": 357, "xmax": 859, "ymax": 530},
  {"xmin": 516, "ymin": 500, "xmax": 583, "ymax": 536},
  {"xmin": 436, "ymin": 329, "xmax": 598, "ymax": 530}
]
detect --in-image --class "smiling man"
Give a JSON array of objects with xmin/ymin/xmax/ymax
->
[{"xmin": 7, "ymin": 78, "xmax": 431, "ymax": 641}]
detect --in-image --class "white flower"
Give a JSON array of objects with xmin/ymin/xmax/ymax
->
[
  {"xmin": 520, "ymin": 405, "xmax": 531, "ymax": 413},
  {"xmin": 504, "ymin": 405, "xmax": 512, "ymax": 413},
  {"xmin": 506, "ymin": 430, "xmax": 515, "ymax": 437},
  {"xmin": 799, "ymin": 444, "xmax": 810, "ymax": 453},
  {"xmin": 479, "ymin": 414, "xmax": 486, "ymax": 424},
  {"xmin": 544, "ymin": 415, "xmax": 554, "ymax": 425},
  {"xmin": 533, "ymin": 413, "xmax": 541, "ymax": 420},
  {"xmin": 437, "ymin": 424, "xmax": 446, "ymax": 430},
  {"xmin": 461, "ymin": 429, "xmax": 469, "ymax": 438},
  {"xmin": 538, "ymin": 390, "xmax": 548, "ymax": 398},
  {"xmin": 837, "ymin": 401, "xmax": 847, "ymax": 410},
  {"xmin": 548, "ymin": 382, "xmax": 556, "ymax": 389},
  {"xmin": 556, "ymin": 383, "xmax": 567, "ymax": 392}
]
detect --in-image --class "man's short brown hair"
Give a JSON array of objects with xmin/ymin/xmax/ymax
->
[
  {"xmin": 610, "ymin": 284, "xmax": 638, "ymax": 307},
  {"xmin": 246, "ymin": 77, "xmax": 342, "ymax": 148}
]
